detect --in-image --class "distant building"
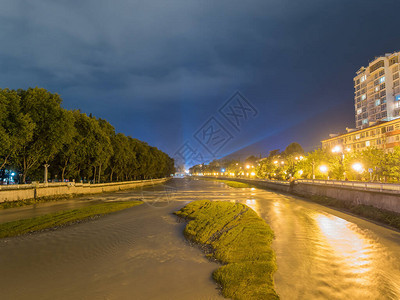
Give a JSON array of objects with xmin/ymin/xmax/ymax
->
[
  {"xmin": 321, "ymin": 51, "xmax": 400, "ymax": 152},
  {"xmin": 321, "ymin": 118, "xmax": 400, "ymax": 153},
  {"xmin": 354, "ymin": 51, "xmax": 400, "ymax": 129}
]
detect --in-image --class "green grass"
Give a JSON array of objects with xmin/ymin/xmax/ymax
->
[
  {"xmin": 200, "ymin": 178, "xmax": 253, "ymax": 188},
  {"xmin": 175, "ymin": 200, "xmax": 279, "ymax": 300},
  {"xmin": 0, "ymin": 201, "xmax": 142, "ymax": 238},
  {"xmin": 0, "ymin": 196, "xmax": 73, "ymax": 209}
]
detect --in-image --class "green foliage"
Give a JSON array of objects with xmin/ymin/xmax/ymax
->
[
  {"xmin": 175, "ymin": 200, "xmax": 279, "ymax": 300},
  {"xmin": 0, "ymin": 87, "xmax": 174, "ymax": 183},
  {"xmin": 282, "ymin": 142, "xmax": 304, "ymax": 157},
  {"xmin": 0, "ymin": 89, "xmax": 35, "ymax": 170},
  {"xmin": 0, "ymin": 201, "xmax": 142, "ymax": 238},
  {"xmin": 14, "ymin": 88, "xmax": 75, "ymax": 182}
]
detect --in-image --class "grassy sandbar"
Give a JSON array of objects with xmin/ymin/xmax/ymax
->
[
  {"xmin": 175, "ymin": 200, "xmax": 279, "ymax": 299},
  {"xmin": 0, "ymin": 201, "xmax": 142, "ymax": 238}
]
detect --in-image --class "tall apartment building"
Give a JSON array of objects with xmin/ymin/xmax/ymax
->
[{"xmin": 354, "ymin": 51, "xmax": 400, "ymax": 129}]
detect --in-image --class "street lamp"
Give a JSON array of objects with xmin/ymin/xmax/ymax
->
[
  {"xmin": 332, "ymin": 145, "xmax": 342, "ymax": 153},
  {"xmin": 331, "ymin": 145, "xmax": 349, "ymax": 180},
  {"xmin": 319, "ymin": 165, "xmax": 329, "ymax": 180},
  {"xmin": 352, "ymin": 163, "xmax": 363, "ymax": 173},
  {"xmin": 319, "ymin": 165, "xmax": 328, "ymax": 173}
]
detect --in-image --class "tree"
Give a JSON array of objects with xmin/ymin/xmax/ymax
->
[
  {"xmin": 0, "ymin": 89, "xmax": 34, "ymax": 171},
  {"xmin": 1, "ymin": 87, "xmax": 174, "ymax": 183},
  {"xmin": 385, "ymin": 147, "xmax": 400, "ymax": 182},
  {"xmin": 108, "ymin": 133, "xmax": 130, "ymax": 181},
  {"xmin": 282, "ymin": 142, "xmax": 304, "ymax": 157},
  {"xmin": 245, "ymin": 155, "xmax": 258, "ymax": 166},
  {"xmin": 268, "ymin": 149, "xmax": 280, "ymax": 158},
  {"xmin": 16, "ymin": 88, "xmax": 74, "ymax": 182},
  {"xmin": 255, "ymin": 159, "xmax": 278, "ymax": 179},
  {"xmin": 297, "ymin": 148, "xmax": 330, "ymax": 179}
]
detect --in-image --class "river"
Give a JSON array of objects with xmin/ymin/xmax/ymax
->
[{"xmin": 1, "ymin": 178, "xmax": 400, "ymax": 299}]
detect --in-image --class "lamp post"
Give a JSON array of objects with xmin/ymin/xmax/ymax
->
[
  {"xmin": 44, "ymin": 164, "xmax": 50, "ymax": 186},
  {"xmin": 319, "ymin": 165, "xmax": 328, "ymax": 180},
  {"xmin": 332, "ymin": 145, "xmax": 351, "ymax": 180}
]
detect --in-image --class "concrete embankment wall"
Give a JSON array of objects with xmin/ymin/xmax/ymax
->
[
  {"xmin": 292, "ymin": 183, "xmax": 400, "ymax": 214},
  {"xmin": 206, "ymin": 177, "xmax": 400, "ymax": 214},
  {"xmin": 0, "ymin": 178, "xmax": 169, "ymax": 203}
]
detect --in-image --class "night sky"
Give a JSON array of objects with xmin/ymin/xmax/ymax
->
[{"xmin": 1, "ymin": 0, "xmax": 400, "ymax": 167}]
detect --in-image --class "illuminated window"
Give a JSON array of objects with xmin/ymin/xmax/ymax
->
[
  {"xmin": 396, "ymin": 95, "xmax": 400, "ymax": 101},
  {"xmin": 357, "ymin": 109, "xmax": 362, "ymax": 114},
  {"xmin": 361, "ymin": 75, "xmax": 367, "ymax": 82},
  {"xmin": 362, "ymin": 119, "xmax": 368, "ymax": 125},
  {"xmin": 375, "ymin": 99, "xmax": 381, "ymax": 106},
  {"xmin": 380, "ymin": 76, "xmax": 385, "ymax": 83},
  {"xmin": 375, "ymin": 86, "xmax": 379, "ymax": 92},
  {"xmin": 361, "ymin": 94, "xmax": 366, "ymax": 100}
]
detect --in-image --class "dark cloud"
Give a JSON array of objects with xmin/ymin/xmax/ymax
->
[{"xmin": 1, "ymin": 0, "xmax": 399, "ymax": 164}]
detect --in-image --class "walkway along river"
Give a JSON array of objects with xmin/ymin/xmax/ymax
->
[{"xmin": 1, "ymin": 178, "xmax": 400, "ymax": 299}]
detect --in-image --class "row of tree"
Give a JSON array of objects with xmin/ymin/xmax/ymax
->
[
  {"xmin": 189, "ymin": 143, "xmax": 305, "ymax": 177},
  {"xmin": 0, "ymin": 87, "xmax": 175, "ymax": 183},
  {"xmin": 190, "ymin": 142, "xmax": 400, "ymax": 182}
]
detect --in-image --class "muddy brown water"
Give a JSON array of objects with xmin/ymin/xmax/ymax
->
[{"xmin": 1, "ymin": 178, "xmax": 400, "ymax": 299}]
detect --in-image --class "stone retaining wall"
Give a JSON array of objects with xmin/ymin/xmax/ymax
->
[{"xmin": 0, "ymin": 178, "xmax": 169, "ymax": 202}]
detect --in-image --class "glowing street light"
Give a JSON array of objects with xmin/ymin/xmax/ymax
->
[
  {"xmin": 332, "ymin": 145, "xmax": 342, "ymax": 153},
  {"xmin": 273, "ymin": 161, "xmax": 278, "ymax": 164},
  {"xmin": 246, "ymin": 165, "xmax": 251, "ymax": 169},
  {"xmin": 352, "ymin": 163, "xmax": 363, "ymax": 173},
  {"xmin": 319, "ymin": 165, "xmax": 328, "ymax": 173}
]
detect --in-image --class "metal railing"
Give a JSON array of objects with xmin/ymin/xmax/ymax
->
[
  {"xmin": 0, "ymin": 178, "xmax": 168, "ymax": 191},
  {"xmin": 202, "ymin": 175, "xmax": 400, "ymax": 194},
  {"xmin": 298, "ymin": 179, "xmax": 400, "ymax": 193}
]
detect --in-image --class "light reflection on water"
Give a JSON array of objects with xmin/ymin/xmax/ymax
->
[
  {"xmin": 245, "ymin": 199, "xmax": 258, "ymax": 214},
  {"xmin": 228, "ymin": 182, "xmax": 400, "ymax": 299},
  {"xmin": 314, "ymin": 214, "xmax": 374, "ymax": 284}
]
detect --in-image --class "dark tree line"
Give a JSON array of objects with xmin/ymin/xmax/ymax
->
[{"xmin": 0, "ymin": 87, "xmax": 175, "ymax": 183}]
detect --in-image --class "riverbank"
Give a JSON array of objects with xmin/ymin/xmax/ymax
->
[
  {"xmin": 0, "ymin": 178, "xmax": 169, "ymax": 204},
  {"xmin": 299, "ymin": 193, "xmax": 400, "ymax": 231},
  {"xmin": 202, "ymin": 176, "xmax": 400, "ymax": 232},
  {"xmin": 0, "ymin": 201, "xmax": 142, "ymax": 238},
  {"xmin": 175, "ymin": 200, "xmax": 279, "ymax": 300}
]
